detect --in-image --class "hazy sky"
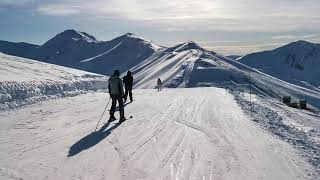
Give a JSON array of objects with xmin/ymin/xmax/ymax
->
[{"xmin": 0, "ymin": 0, "xmax": 320, "ymax": 55}]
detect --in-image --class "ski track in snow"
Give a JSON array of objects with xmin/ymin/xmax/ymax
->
[
  {"xmin": 0, "ymin": 88, "xmax": 316, "ymax": 180},
  {"xmin": 80, "ymin": 42, "xmax": 123, "ymax": 62}
]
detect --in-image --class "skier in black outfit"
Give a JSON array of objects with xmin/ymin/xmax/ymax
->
[
  {"xmin": 123, "ymin": 70, "xmax": 133, "ymax": 103},
  {"xmin": 157, "ymin": 78, "xmax": 162, "ymax": 91},
  {"xmin": 108, "ymin": 70, "xmax": 126, "ymax": 123}
]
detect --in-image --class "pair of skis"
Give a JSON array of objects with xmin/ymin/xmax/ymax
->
[
  {"xmin": 95, "ymin": 115, "xmax": 133, "ymax": 132},
  {"xmin": 94, "ymin": 96, "xmax": 133, "ymax": 131}
]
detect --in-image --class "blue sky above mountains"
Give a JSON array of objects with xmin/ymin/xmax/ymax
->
[{"xmin": 0, "ymin": 0, "xmax": 319, "ymax": 55}]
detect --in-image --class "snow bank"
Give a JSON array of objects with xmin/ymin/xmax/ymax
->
[
  {"xmin": 0, "ymin": 78, "xmax": 108, "ymax": 110},
  {"xmin": 0, "ymin": 53, "xmax": 108, "ymax": 110},
  {"xmin": 232, "ymin": 90, "xmax": 320, "ymax": 174}
]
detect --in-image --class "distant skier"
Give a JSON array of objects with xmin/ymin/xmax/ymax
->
[
  {"xmin": 108, "ymin": 70, "xmax": 126, "ymax": 123},
  {"xmin": 123, "ymin": 70, "xmax": 133, "ymax": 103},
  {"xmin": 157, "ymin": 78, "xmax": 162, "ymax": 91}
]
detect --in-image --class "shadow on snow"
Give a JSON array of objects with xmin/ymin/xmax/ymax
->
[
  {"xmin": 68, "ymin": 121, "xmax": 121, "ymax": 157},
  {"xmin": 68, "ymin": 101, "xmax": 132, "ymax": 157}
]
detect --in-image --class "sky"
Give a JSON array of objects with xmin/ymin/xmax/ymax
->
[{"xmin": 0, "ymin": 0, "xmax": 320, "ymax": 55}]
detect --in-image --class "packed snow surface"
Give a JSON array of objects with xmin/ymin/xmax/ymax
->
[{"xmin": 0, "ymin": 88, "xmax": 316, "ymax": 179}]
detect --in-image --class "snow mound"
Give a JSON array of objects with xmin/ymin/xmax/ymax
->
[{"xmin": 0, "ymin": 53, "xmax": 108, "ymax": 110}]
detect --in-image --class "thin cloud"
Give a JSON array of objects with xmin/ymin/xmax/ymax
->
[
  {"xmin": 38, "ymin": 4, "xmax": 81, "ymax": 16},
  {"xmin": 35, "ymin": 0, "xmax": 320, "ymax": 32},
  {"xmin": 206, "ymin": 42, "xmax": 285, "ymax": 55},
  {"xmin": 0, "ymin": 0, "xmax": 34, "ymax": 6},
  {"xmin": 272, "ymin": 34, "xmax": 318, "ymax": 40},
  {"xmin": 1, "ymin": 0, "xmax": 320, "ymax": 55}
]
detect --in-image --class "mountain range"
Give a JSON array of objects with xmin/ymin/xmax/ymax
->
[
  {"xmin": 0, "ymin": 30, "xmax": 320, "ymax": 108},
  {"xmin": 0, "ymin": 30, "xmax": 161, "ymax": 75},
  {"xmin": 1, "ymin": 29, "xmax": 320, "ymax": 179}
]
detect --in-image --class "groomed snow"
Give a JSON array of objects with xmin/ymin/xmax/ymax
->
[{"xmin": 0, "ymin": 88, "xmax": 316, "ymax": 179}]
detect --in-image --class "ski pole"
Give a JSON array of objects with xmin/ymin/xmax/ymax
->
[{"xmin": 94, "ymin": 97, "xmax": 111, "ymax": 131}]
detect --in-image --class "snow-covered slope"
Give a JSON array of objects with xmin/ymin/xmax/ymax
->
[
  {"xmin": 0, "ymin": 88, "xmax": 316, "ymax": 179},
  {"xmin": 0, "ymin": 40, "xmax": 38, "ymax": 57},
  {"xmin": 130, "ymin": 42, "xmax": 320, "ymax": 108},
  {"xmin": 238, "ymin": 41, "xmax": 320, "ymax": 92},
  {"xmin": 1, "ymin": 31, "xmax": 319, "ymax": 103},
  {"xmin": 31, "ymin": 30, "xmax": 102, "ymax": 66},
  {"xmin": 131, "ymin": 41, "xmax": 243, "ymax": 88},
  {"xmin": 0, "ymin": 53, "xmax": 108, "ymax": 110},
  {"xmin": 217, "ymin": 55, "xmax": 320, "ymax": 108},
  {"xmin": 0, "ymin": 33, "xmax": 319, "ymax": 179},
  {"xmin": 75, "ymin": 33, "xmax": 162, "ymax": 75},
  {"xmin": 0, "ymin": 30, "xmax": 161, "ymax": 76}
]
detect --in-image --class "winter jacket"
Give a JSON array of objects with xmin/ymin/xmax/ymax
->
[
  {"xmin": 123, "ymin": 75, "xmax": 133, "ymax": 90},
  {"xmin": 108, "ymin": 75, "xmax": 124, "ymax": 96}
]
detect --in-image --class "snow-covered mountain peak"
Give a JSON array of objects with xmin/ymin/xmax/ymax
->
[
  {"xmin": 179, "ymin": 41, "xmax": 203, "ymax": 50},
  {"xmin": 116, "ymin": 33, "xmax": 151, "ymax": 44},
  {"xmin": 239, "ymin": 40, "xmax": 320, "ymax": 91},
  {"xmin": 124, "ymin": 32, "xmax": 135, "ymax": 37},
  {"xmin": 288, "ymin": 40, "xmax": 315, "ymax": 47},
  {"xmin": 116, "ymin": 32, "xmax": 141, "ymax": 41},
  {"xmin": 164, "ymin": 41, "xmax": 205, "ymax": 53},
  {"xmin": 62, "ymin": 29, "xmax": 98, "ymax": 42},
  {"xmin": 43, "ymin": 29, "xmax": 99, "ymax": 47},
  {"xmin": 276, "ymin": 40, "xmax": 319, "ymax": 53},
  {"xmin": 112, "ymin": 33, "xmax": 162, "ymax": 51},
  {"xmin": 271, "ymin": 40, "xmax": 320, "ymax": 63}
]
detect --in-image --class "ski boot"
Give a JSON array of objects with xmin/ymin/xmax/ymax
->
[
  {"xmin": 119, "ymin": 116, "xmax": 126, "ymax": 123},
  {"xmin": 108, "ymin": 116, "xmax": 116, "ymax": 122}
]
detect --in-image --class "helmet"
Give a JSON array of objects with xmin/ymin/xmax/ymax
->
[{"xmin": 113, "ymin": 70, "xmax": 120, "ymax": 76}]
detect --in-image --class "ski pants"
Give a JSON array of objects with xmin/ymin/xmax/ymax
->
[
  {"xmin": 124, "ymin": 89, "xmax": 133, "ymax": 102},
  {"xmin": 109, "ymin": 94, "xmax": 124, "ymax": 118}
]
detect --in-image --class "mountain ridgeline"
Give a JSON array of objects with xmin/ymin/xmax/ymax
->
[
  {"xmin": 238, "ymin": 40, "xmax": 320, "ymax": 91},
  {"xmin": 0, "ymin": 30, "xmax": 160, "ymax": 75}
]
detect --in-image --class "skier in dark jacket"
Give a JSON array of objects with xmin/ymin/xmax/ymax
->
[
  {"xmin": 108, "ymin": 70, "xmax": 126, "ymax": 122},
  {"xmin": 157, "ymin": 78, "xmax": 162, "ymax": 91},
  {"xmin": 123, "ymin": 70, "xmax": 133, "ymax": 102}
]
